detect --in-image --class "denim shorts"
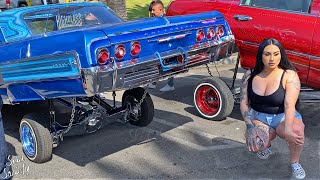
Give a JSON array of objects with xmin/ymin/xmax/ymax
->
[{"xmin": 250, "ymin": 108, "xmax": 302, "ymax": 129}]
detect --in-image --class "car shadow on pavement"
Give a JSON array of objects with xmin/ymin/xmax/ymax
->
[
  {"xmin": 38, "ymin": 108, "xmax": 193, "ymax": 166},
  {"xmin": 6, "ymin": 143, "xmax": 17, "ymax": 157},
  {"xmin": 61, "ymin": 136, "xmax": 319, "ymax": 179},
  {"xmin": 4, "ymin": 106, "xmax": 193, "ymax": 166},
  {"xmin": 2, "ymin": 106, "xmax": 23, "ymax": 140}
]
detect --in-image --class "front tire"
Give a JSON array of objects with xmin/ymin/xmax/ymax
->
[
  {"xmin": 122, "ymin": 87, "xmax": 154, "ymax": 127},
  {"xmin": 19, "ymin": 114, "xmax": 53, "ymax": 163},
  {"xmin": 194, "ymin": 77, "xmax": 234, "ymax": 120}
]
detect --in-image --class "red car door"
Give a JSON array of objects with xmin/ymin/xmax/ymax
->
[
  {"xmin": 307, "ymin": 1, "xmax": 320, "ymax": 89},
  {"xmin": 229, "ymin": 0, "xmax": 316, "ymax": 85},
  {"xmin": 166, "ymin": 0, "xmax": 234, "ymax": 17}
]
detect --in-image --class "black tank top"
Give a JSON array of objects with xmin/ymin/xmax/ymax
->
[{"xmin": 248, "ymin": 71, "xmax": 286, "ymax": 114}]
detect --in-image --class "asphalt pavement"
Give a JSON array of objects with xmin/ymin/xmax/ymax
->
[{"xmin": 2, "ymin": 54, "xmax": 320, "ymax": 179}]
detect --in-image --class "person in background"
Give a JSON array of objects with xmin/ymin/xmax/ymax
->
[
  {"xmin": 240, "ymin": 38, "xmax": 305, "ymax": 179},
  {"xmin": 148, "ymin": 0, "xmax": 156, "ymax": 17},
  {"xmin": 147, "ymin": 0, "xmax": 175, "ymax": 92},
  {"xmin": 150, "ymin": 0, "xmax": 165, "ymax": 17}
]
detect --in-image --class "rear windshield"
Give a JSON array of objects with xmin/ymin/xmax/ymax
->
[{"xmin": 23, "ymin": 6, "xmax": 123, "ymax": 35}]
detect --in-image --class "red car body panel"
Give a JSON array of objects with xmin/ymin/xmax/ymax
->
[{"xmin": 167, "ymin": 0, "xmax": 320, "ymax": 89}]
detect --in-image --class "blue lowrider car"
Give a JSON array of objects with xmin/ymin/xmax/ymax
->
[{"xmin": 0, "ymin": 2, "xmax": 235, "ymax": 163}]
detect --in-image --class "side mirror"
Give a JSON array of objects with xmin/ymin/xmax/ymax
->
[{"xmin": 0, "ymin": 27, "xmax": 7, "ymax": 44}]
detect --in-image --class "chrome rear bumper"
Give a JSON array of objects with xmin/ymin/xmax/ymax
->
[{"xmin": 82, "ymin": 36, "xmax": 234, "ymax": 96}]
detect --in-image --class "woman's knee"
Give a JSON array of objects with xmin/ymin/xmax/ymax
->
[
  {"xmin": 269, "ymin": 128, "xmax": 276, "ymax": 140},
  {"xmin": 292, "ymin": 118, "xmax": 304, "ymax": 137}
]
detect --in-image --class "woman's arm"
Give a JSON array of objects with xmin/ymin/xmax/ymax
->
[
  {"xmin": 240, "ymin": 70, "xmax": 261, "ymax": 151},
  {"xmin": 284, "ymin": 70, "xmax": 303, "ymax": 145},
  {"xmin": 240, "ymin": 70, "xmax": 253, "ymax": 127}
]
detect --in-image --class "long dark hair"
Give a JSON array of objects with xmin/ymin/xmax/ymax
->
[{"xmin": 251, "ymin": 38, "xmax": 296, "ymax": 78}]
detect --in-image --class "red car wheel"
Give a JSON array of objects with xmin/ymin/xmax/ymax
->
[
  {"xmin": 195, "ymin": 84, "xmax": 221, "ymax": 116},
  {"xmin": 194, "ymin": 77, "xmax": 234, "ymax": 120}
]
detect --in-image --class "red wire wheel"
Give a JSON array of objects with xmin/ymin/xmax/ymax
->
[
  {"xmin": 195, "ymin": 83, "xmax": 221, "ymax": 115},
  {"xmin": 193, "ymin": 77, "xmax": 234, "ymax": 120}
]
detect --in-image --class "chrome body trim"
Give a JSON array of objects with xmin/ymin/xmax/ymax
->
[
  {"xmin": 242, "ymin": 41, "xmax": 259, "ymax": 47},
  {"xmin": 238, "ymin": 3, "xmax": 316, "ymax": 17},
  {"xmin": 286, "ymin": 50, "xmax": 310, "ymax": 59},
  {"xmin": 309, "ymin": 55, "xmax": 320, "ymax": 61},
  {"xmin": 310, "ymin": 66, "xmax": 320, "ymax": 71},
  {"xmin": 110, "ymin": 24, "xmax": 226, "ymax": 45},
  {"xmin": 291, "ymin": 62, "xmax": 309, "ymax": 68}
]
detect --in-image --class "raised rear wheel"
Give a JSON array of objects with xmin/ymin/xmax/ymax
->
[
  {"xmin": 194, "ymin": 77, "xmax": 234, "ymax": 120},
  {"xmin": 122, "ymin": 87, "xmax": 154, "ymax": 126}
]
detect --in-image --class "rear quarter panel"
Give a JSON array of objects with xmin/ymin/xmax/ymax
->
[{"xmin": 0, "ymin": 29, "xmax": 107, "ymax": 68}]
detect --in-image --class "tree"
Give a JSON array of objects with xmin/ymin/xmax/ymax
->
[{"xmin": 102, "ymin": 0, "xmax": 127, "ymax": 20}]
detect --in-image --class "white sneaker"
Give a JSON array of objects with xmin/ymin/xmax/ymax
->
[
  {"xmin": 291, "ymin": 163, "xmax": 306, "ymax": 179},
  {"xmin": 147, "ymin": 83, "xmax": 156, "ymax": 89},
  {"xmin": 160, "ymin": 84, "xmax": 175, "ymax": 92}
]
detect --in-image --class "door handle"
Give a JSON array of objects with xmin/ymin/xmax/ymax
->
[{"xmin": 234, "ymin": 15, "xmax": 252, "ymax": 21}]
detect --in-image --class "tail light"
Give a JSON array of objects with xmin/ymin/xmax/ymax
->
[
  {"xmin": 6, "ymin": 0, "xmax": 10, "ymax": 6},
  {"xmin": 216, "ymin": 26, "xmax": 224, "ymax": 38},
  {"xmin": 115, "ymin": 44, "xmax": 126, "ymax": 60},
  {"xmin": 177, "ymin": 55, "xmax": 184, "ymax": 63},
  {"xmin": 130, "ymin": 41, "xmax": 141, "ymax": 56},
  {"xmin": 97, "ymin": 49, "xmax": 109, "ymax": 65},
  {"xmin": 196, "ymin": 29, "xmax": 205, "ymax": 42},
  {"xmin": 206, "ymin": 27, "xmax": 215, "ymax": 40}
]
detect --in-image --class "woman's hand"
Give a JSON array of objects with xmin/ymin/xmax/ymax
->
[
  {"xmin": 246, "ymin": 127, "xmax": 258, "ymax": 152},
  {"xmin": 246, "ymin": 127, "xmax": 261, "ymax": 152},
  {"xmin": 246, "ymin": 126, "xmax": 268, "ymax": 152},
  {"xmin": 285, "ymin": 128, "xmax": 304, "ymax": 145}
]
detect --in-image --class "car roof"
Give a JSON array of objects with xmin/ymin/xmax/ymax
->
[
  {"xmin": 0, "ymin": 3, "xmax": 109, "ymax": 43},
  {"xmin": 1, "ymin": 2, "xmax": 106, "ymax": 15}
]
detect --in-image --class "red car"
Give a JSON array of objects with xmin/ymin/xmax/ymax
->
[{"xmin": 167, "ymin": 0, "xmax": 320, "ymax": 89}]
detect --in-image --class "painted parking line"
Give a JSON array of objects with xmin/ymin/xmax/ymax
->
[
  {"xmin": 154, "ymin": 118, "xmax": 218, "ymax": 139},
  {"xmin": 139, "ymin": 117, "xmax": 244, "ymax": 151},
  {"xmin": 142, "ymin": 127, "xmax": 207, "ymax": 150}
]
